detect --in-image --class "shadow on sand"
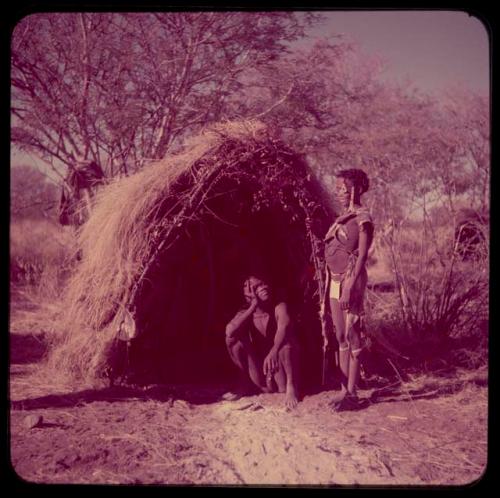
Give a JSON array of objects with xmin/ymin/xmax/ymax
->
[
  {"xmin": 10, "ymin": 383, "xmax": 231, "ymax": 411},
  {"xmin": 305, "ymin": 368, "xmax": 487, "ymax": 412},
  {"xmin": 10, "ymin": 373, "xmax": 487, "ymax": 413}
]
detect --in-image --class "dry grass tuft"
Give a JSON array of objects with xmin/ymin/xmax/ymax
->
[{"xmin": 10, "ymin": 219, "xmax": 78, "ymax": 335}]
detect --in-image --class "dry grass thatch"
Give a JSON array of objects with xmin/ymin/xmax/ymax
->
[{"xmin": 46, "ymin": 120, "xmax": 334, "ymax": 387}]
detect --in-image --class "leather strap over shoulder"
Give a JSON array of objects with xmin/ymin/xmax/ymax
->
[{"xmin": 324, "ymin": 212, "xmax": 359, "ymax": 242}]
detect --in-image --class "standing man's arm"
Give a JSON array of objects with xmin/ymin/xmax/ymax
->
[{"xmin": 340, "ymin": 222, "xmax": 374, "ymax": 310}]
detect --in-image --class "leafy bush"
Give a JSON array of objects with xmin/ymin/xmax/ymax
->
[{"xmin": 380, "ymin": 215, "xmax": 488, "ymax": 349}]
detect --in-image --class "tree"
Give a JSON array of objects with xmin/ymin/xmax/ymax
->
[
  {"xmin": 12, "ymin": 14, "xmax": 488, "ymax": 224},
  {"xmin": 11, "ymin": 12, "xmax": 321, "ymax": 177},
  {"xmin": 439, "ymin": 89, "xmax": 490, "ymax": 214},
  {"xmin": 244, "ymin": 39, "xmax": 489, "ymax": 225},
  {"xmin": 243, "ymin": 39, "xmax": 424, "ymax": 220},
  {"xmin": 11, "ymin": 165, "xmax": 59, "ymax": 219}
]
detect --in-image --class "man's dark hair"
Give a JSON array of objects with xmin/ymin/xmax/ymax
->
[
  {"xmin": 336, "ymin": 168, "xmax": 370, "ymax": 195},
  {"xmin": 243, "ymin": 272, "xmax": 271, "ymax": 289}
]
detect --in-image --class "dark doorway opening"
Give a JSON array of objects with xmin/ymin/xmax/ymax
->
[{"xmin": 127, "ymin": 206, "xmax": 323, "ymax": 390}]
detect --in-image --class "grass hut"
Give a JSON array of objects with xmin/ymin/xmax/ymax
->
[{"xmin": 48, "ymin": 121, "xmax": 335, "ymax": 390}]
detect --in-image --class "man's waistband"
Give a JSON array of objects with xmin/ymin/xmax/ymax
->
[{"xmin": 329, "ymin": 271, "xmax": 344, "ymax": 281}]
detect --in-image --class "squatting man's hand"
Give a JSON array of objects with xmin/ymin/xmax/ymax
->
[
  {"xmin": 263, "ymin": 348, "xmax": 279, "ymax": 376},
  {"xmin": 245, "ymin": 282, "xmax": 260, "ymax": 310}
]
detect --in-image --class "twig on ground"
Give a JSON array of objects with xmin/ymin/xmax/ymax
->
[{"xmin": 386, "ymin": 358, "xmax": 421, "ymax": 415}]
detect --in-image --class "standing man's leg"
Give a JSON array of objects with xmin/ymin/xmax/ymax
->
[
  {"xmin": 346, "ymin": 317, "xmax": 363, "ymax": 396},
  {"xmin": 329, "ymin": 312, "xmax": 364, "ymax": 409},
  {"xmin": 330, "ymin": 298, "xmax": 349, "ymax": 395},
  {"xmin": 344, "ymin": 274, "xmax": 367, "ymax": 399}
]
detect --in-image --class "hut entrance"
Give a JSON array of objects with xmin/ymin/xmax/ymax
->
[{"xmin": 127, "ymin": 205, "xmax": 320, "ymax": 387}]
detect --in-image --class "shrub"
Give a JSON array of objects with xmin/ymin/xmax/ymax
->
[
  {"xmin": 381, "ymin": 215, "xmax": 488, "ymax": 351},
  {"xmin": 10, "ymin": 218, "xmax": 77, "ymax": 332}
]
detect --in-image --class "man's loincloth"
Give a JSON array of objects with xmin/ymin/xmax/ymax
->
[
  {"xmin": 328, "ymin": 267, "xmax": 367, "ymax": 353},
  {"xmin": 328, "ymin": 268, "xmax": 367, "ymax": 315}
]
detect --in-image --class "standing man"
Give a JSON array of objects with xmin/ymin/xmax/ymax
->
[
  {"xmin": 224, "ymin": 275, "xmax": 300, "ymax": 410},
  {"xmin": 324, "ymin": 169, "xmax": 374, "ymax": 411}
]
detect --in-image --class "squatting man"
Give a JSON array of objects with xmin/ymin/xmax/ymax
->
[{"xmin": 224, "ymin": 276, "xmax": 300, "ymax": 410}]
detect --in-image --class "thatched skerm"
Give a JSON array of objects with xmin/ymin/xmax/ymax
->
[{"xmin": 48, "ymin": 121, "xmax": 335, "ymax": 388}]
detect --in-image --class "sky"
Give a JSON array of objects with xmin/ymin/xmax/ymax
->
[
  {"xmin": 11, "ymin": 10, "xmax": 490, "ymax": 177},
  {"xmin": 306, "ymin": 10, "xmax": 490, "ymax": 95}
]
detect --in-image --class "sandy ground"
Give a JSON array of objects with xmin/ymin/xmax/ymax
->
[{"xmin": 9, "ymin": 331, "xmax": 488, "ymax": 486}]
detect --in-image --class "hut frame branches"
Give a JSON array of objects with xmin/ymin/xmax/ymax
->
[{"xmin": 48, "ymin": 121, "xmax": 335, "ymax": 388}]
